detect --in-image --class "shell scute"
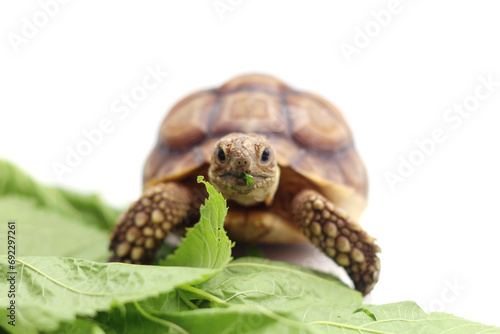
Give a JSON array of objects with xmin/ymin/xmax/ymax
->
[
  {"xmin": 160, "ymin": 91, "xmax": 216, "ymax": 149},
  {"xmin": 286, "ymin": 92, "xmax": 352, "ymax": 151},
  {"xmin": 211, "ymin": 91, "xmax": 287, "ymax": 136}
]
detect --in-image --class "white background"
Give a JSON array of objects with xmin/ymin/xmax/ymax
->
[{"xmin": 1, "ymin": 0, "xmax": 500, "ymax": 328}]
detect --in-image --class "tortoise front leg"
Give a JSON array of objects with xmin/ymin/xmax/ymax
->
[
  {"xmin": 292, "ymin": 190, "xmax": 381, "ymax": 295},
  {"xmin": 109, "ymin": 182, "xmax": 196, "ymax": 264}
]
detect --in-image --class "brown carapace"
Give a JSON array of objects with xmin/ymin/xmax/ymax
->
[{"xmin": 109, "ymin": 74, "xmax": 380, "ymax": 295}]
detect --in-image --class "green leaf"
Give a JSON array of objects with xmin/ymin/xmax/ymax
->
[
  {"xmin": 83, "ymin": 290, "xmax": 197, "ymax": 334},
  {"xmin": 49, "ymin": 318, "xmax": 106, "ymax": 334},
  {"xmin": 0, "ymin": 197, "xmax": 110, "ymax": 261},
  {"xmin": 158, "ymin": 306, "xmax": 319, "ymax": 334},
  {"xmin": 0, "ymin": 160, "xmax": 119, "ymax": 231},
  {"xmin": 161, "ymin": 176, "xmax": 232, "ymax": 269},
  {"xmin": 197, "ymin": 257, "xmax": 361, "ymax": 310},
  {"xmin": 168, "ymin": 259, "xmax": 500, "ymax": 333},
  {"xmin": 95, "ymin": 299, "xmax": 500, "ymax": 334},
  {"xmin": 244, "ymin": 172, "xmax": 254, "ymax": 185},
  {"xmin": 305, "ymin": 301, "xmax": 500, "ymax": 333},
  {"xmin": 0, "ymin": 256, "xmax": 217, "ymax": 332},
  {"xmin": 91, "ymin": 297, "xmax": 320, "ymax": 334}
]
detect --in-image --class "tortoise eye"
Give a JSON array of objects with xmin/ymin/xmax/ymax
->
[
  {"xmin": 217, "ymin": 147, "xmax": 226, "ymax": 163},
  {"xmin": 261, "ymin": 148, "xmax": 271, "ymax": 163}
]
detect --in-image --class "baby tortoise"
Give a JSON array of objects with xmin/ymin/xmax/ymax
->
[{"xmin": 109, "ymin": 74, "xmax": 381, "ymax": 295}]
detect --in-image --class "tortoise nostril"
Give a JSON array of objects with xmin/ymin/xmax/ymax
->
[{"xmin": 232, "ymin": 157, "xmax": 250, "ymax": 170}]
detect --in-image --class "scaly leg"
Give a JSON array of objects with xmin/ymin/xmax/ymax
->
[
  {"xmin": 109, "ymin": 182, "xmax": 195, "ymax": 264},
  {"xmin": 292, "ymin": 190, "xmax": 381, "ymax": 295}
]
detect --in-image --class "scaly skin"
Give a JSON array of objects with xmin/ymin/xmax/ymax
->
[
  {"xmin": 109, "ymin": 182, "xmax": 193, "ymax": 264},
  {"xmin": 208, "ymin": 133, "xmax": 280, "ymax": 207},
  {"xmin": 292, "ymin": 190, "xmax": 381, "ymax": 295}
]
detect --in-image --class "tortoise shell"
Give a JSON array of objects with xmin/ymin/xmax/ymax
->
[{"xmin": 144, "ymin": 74, "xmax": 368, "ymax": 242}]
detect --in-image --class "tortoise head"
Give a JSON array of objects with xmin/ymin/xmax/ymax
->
[{"xmin": 208, "ymin": 133, "xmax": 280, "ymax": 207}]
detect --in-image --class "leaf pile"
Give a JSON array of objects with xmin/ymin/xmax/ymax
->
[
  {"xmin": 0, "ymin": 161, "xmax": 120, "ymax": 262},
  {"xmin": 0, "ymin": 161, "xmax": 499, "ymax": 333}
]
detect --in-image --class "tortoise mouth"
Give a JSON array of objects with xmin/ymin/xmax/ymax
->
[{"xmin": 213, "ymin": 172, "xmax": 273, "ymax": 192}]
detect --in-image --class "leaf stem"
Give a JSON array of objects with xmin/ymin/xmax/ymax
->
[
  {"xmin": 134, "ymin": 301, "xmax": 189, "ymax": 334},
  {"xmin": 178, "ymin": 284, "xmax": 228, "ymax": 307},
  {"xmin": 177, "ymin": 289, "xmax": 199, "ymax": 310}
]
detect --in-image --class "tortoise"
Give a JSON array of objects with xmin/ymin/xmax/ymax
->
[{"xmin": 109, "ymin": 74, "xmax": 381, "ymax": 295}]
